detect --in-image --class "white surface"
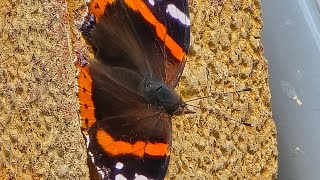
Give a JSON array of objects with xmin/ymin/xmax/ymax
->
[{"xmin": 261, "ymin": 0, "xmax": 320, "ymax": 179}]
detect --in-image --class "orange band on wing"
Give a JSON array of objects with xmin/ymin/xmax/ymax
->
[
  {"xmin": 96, "ymin": 129, "xmax": 169, "ymax": 157},
  {"xmin": 124, "ymin": 0, "xmax": 186, "ymax": 61},
  {"xmin": 76, "ymin": 63, "xmax": 96, "ymax": 131},
  {"xmin": 89, "ymin": 0, "xmax": 116, "ymax": 19},
  {"xmin": 88, "ymin": 0, "xmax": 186, "ymax": 61}
]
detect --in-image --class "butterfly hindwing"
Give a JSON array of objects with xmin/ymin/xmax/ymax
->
[{"xmin": 86, "ymin": 113, "xmax": 172, "ymax": 180}]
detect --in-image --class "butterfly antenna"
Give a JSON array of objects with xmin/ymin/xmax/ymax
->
[
  {"xmin": 217, "ymin": 112, "xmax": 254, "ymax": 127},
  {"xmin": 214, "ymin": 110, "xmax": 254, "ymax": 127},
  {"xmin": 185, "ymin": 88, "xmax": 252, "ymax": 103},
  {"xmin": 184, "ymin": 103, "xmax": 200, "ymax": 109},
  {"xmin": 182, "ymin": 88, "xmax": 253, "ymax": 126}
]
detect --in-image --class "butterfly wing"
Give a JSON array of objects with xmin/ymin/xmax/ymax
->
[
  {"xmin": 84, "ymin": 0, "xmax": 190, "ymax": 86},
  {"xmin": 144, "ymin": 0, "xmax": 191, "ymax": 86},
  {"xmin": 78, "ymin": 60, "xmax": 172, "ymax": 179}
]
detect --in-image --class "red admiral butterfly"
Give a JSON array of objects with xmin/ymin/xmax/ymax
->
[{"xmin": 76, "ymin": 0, "xmax": 190, "ymax": 179}]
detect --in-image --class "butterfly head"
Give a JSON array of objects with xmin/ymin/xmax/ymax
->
[{"xmin": 142, "ymin": 80, "xmax": 183, "ymax": 115}]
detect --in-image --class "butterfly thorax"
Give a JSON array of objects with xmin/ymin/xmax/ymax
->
[{"xmin": 141, "ymin": 80, "xmax": 182, "ymax": 115}]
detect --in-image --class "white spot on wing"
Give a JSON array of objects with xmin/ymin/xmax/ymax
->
[
  {"xmin": 134, "ymin": 173, "xmax": 149, "ymax": 180},
  {"xmin": 115, "ymin": 162, "xmax": 124, "ymax": 169},
  {"xmin": 84, "ymin": 134, "xmax": 90, "ymax": 148},
  {"xmin": 97, "ymin": 167, "xmax": 105, "ymax": 179},
  {"xmin": 148, "ymin": 0, "xmax": 155, "ymax": 6},
  {"xmin": 87, "ymin": 150, "xmax": 111, "ymax": 179},
  {"xmin": 115, "ymin": 174, "xmax": 128, "ymax": 180},
  {"xmin": 166, "ymin": 4, "xmax": 190, "ymax": 26},
  {"xmin": 88, "ymin": 151, "xmax": 95, "ymax": 163}
]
